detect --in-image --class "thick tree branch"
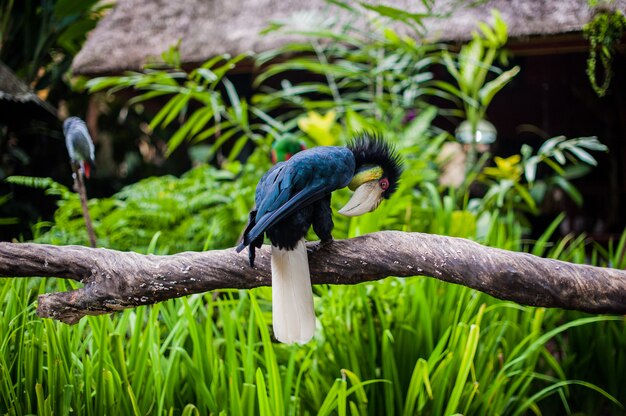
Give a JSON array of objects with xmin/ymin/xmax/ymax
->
[{"xmin": 0, "ymin": 231, "xmax": 625, "ymax": 324}]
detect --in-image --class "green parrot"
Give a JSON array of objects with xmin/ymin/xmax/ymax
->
[{"xmin": 271, "ymin": 137, "xmax": 306, "ymax": 164}]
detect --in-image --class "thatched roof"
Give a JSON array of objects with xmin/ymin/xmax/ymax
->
[
  {"xmin": 0, "ymin": 62, "xmax": 57, "ymax": 120},
  {"xmin": 72, "ymin": 0, "xmax": 626, "ymax": 76}
]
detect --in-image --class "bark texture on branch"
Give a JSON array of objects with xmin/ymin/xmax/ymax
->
[{"xmin": 0, "ymin": 231, "xmax": 625, "ymax": 324}]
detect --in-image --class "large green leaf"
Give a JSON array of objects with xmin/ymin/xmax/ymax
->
[
  {"xmin": 478, "ymin": 65, "xmax": 520, "ymax": 107},
  {"xmin": 459, "ymin": 39, "xmax": 484, "ymax": 93}
]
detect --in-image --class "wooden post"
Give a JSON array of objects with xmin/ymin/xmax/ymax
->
[{"xmin": 72, "ymin": 164, "xmax": 97, "ymax": 248}]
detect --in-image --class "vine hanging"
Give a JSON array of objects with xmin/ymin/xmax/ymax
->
[{"xmin": 583, "ymin": 5, "xmax": 626, "ymax": 97}]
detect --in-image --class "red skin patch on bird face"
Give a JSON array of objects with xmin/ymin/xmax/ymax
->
[{"xmin": 379, "ymin": 177, "xmax": 389, "ymax": 191}]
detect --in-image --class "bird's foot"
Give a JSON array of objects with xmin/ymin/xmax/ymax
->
[{"xmin": 309, "ymin": 239, "xmax": 333, "ymax": 254}]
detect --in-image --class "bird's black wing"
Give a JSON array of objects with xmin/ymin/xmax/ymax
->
[{"xmin": 237, "ymin": 146, "xmax": 354, "ymax": 254}]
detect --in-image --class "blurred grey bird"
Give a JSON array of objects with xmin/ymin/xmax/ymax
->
[{"xmin": 63, "ymin": 117, "xmax": 96, "ymax": 179}]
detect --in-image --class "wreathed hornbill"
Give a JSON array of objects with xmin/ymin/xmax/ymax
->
[
  {"xmin": 237, "ymin": 133, "xmax": 403, "ymax": 344},
  {"xmin": 63, "ymin": 117, "xmax": 96, "ymax": 179}
]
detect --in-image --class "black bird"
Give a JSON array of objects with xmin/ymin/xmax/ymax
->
[
  {"xmin": 237, "ymin": 133, "xmax": 402, "ymax": 344},
  {"xmin": 63, "ymin": 117, "xmax": 96, "ymax": 179}
]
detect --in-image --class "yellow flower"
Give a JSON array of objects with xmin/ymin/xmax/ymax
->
[
  {"xmin": 297, "ymin": 110, "xmax": 338, "ymax": 146},
  {"xmin": 483, "ymin": 155, "xmax": 522, "ymax": 181}
]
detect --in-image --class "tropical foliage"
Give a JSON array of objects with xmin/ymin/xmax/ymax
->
[
  {"xmin": 86, "ymin": 49, "xmax": 261, "ymax": 161},
  {"xmin": 14, "ymin": 161, "xmax": 261, "ymax": 254},
  {"xmin": 0, "ymin": 0, "xmax": 107, "ymax": 91},
  {"xmin": 1, "ymin": 1, "xmax": 625, "ymax": 415}
]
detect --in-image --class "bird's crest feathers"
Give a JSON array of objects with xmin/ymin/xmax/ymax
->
[{"xmin": 347, "ymin": 132, "xmax": 403, "ymax": 198}]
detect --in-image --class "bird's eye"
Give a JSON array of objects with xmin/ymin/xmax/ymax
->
[{"xmin": 379, "ymin": 178, "xmax": 389, "ymax": 191}]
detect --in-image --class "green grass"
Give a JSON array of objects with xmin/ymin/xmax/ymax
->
[{"xmin": 2, "ymin": 235, "xmax": 625, "ymax": 414}]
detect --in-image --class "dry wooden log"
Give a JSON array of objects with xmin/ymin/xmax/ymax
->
[{"xmin": 0, "ymin": 231, "xmax": 625, "ymax": 324}]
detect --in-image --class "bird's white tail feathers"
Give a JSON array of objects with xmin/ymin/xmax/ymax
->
[{"xmin": 271, "ymin": 239, "xmax": 315, "ymax": 344}]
